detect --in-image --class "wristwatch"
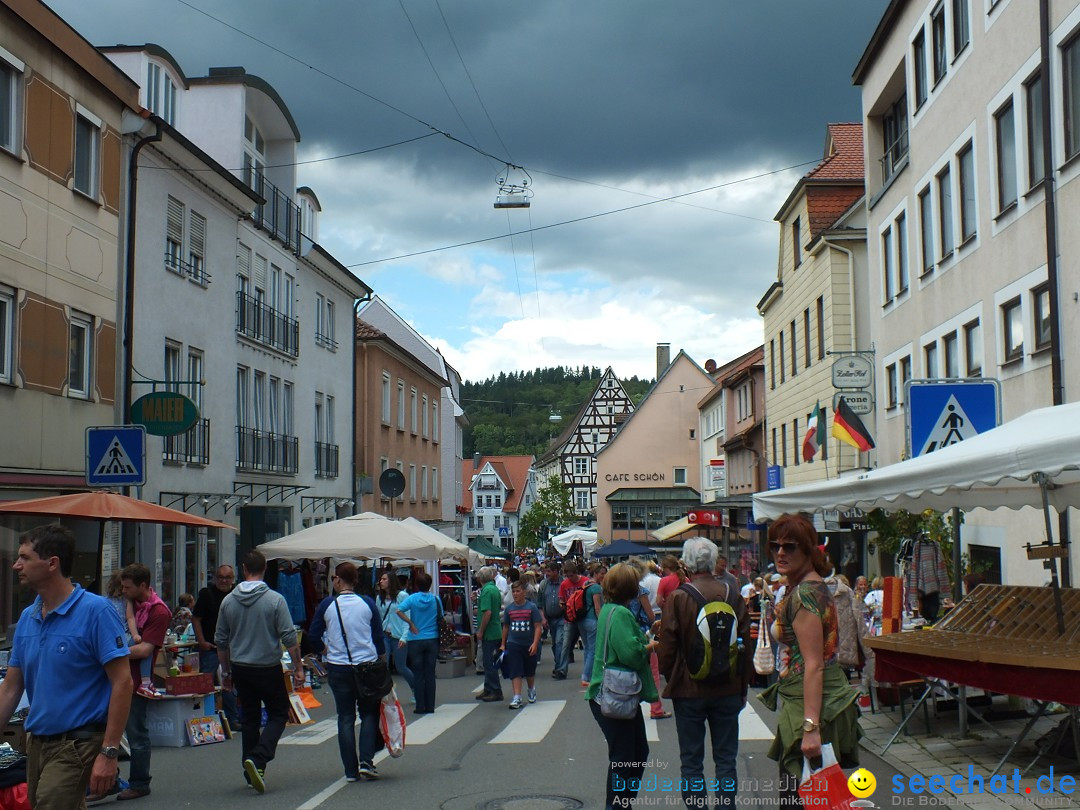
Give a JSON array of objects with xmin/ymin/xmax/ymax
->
[
  {"xmin": 801, "ymin": 718, "xmax": 820, "ymax": 733},
  {"xmin": 100, "ymin": 746, "xmax": 120, "ymax": 759}
]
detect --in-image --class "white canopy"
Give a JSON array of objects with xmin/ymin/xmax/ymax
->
[
  {"xmin": 753, "ymin": 401, "xmax": 1080, "ymax": 521},
  {"xmin": 550, "ymin": 528, "xmax": 599, "ymax": 556},
  {"xmin": 258, "ymin": 512, "xmax": 480, "ymax": 566}
]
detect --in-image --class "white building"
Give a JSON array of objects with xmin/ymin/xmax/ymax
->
[{"xmin": 460, "ymin": 455, "xmax": 537, "ymax": 553}]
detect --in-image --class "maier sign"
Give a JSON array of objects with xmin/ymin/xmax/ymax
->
[{"xmin": 131, "ymin": 392, "xmax": 200, "ymax": 437}]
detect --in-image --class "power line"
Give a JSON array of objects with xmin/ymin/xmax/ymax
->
[{"xmin": 346, "ymin": 159, "xmax": 818, "ymax": 268}]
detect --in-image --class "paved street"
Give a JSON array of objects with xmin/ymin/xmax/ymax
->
[{"xmin": 107, "ymin": 669, "xmax": 904, "ymax": 809}]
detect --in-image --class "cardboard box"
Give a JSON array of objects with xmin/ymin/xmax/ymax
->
[
  {"xmin": 147, "ymin": 694, "xmax": 215, "ymax": 748},
  {"xmin": 164, "ymin": 673, "xmax": 214, "ymax": 696},
  {"xmin": 0, "ymin": 723, "xmax": 25, "ymax": 754},
  {"xmin": 435, "ymin": 656, "xmax": 466, "ymax": 679}
]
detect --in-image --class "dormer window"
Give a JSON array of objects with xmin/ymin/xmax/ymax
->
[
  {"xmin": 146, "ymin": 62, "xmax": 177, "ymax": 125},
  {"xmin": 243, "ymin": 116, "xmax": 266, "ymax": 193}
]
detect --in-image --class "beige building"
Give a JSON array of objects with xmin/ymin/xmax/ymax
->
[
  {"xmin": 595, "ymin": 350, "xmax": 713, "ymax": 546},
  {"xmin": 855, "ymin": 0, "xmax": 1078, "ymax": 585},
  {"xmin": 759, "ymin": 123, "xmax": 869, "ymax": 490}
]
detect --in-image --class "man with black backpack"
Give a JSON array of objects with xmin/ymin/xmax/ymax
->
[{"xmin": 658, "ymin": 538, "xmax": 752, "ymax": 809}]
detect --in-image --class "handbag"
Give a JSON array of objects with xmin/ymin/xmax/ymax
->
[
  {"xmin": 597, "ymin": 606, "xmax": 642, "ymax": 720},
  {"xmin": 798, "ymin": 743, "xmax": 856, "ymax": 810},
  {"xmin": 335, "ymin": 598, "xmax": 393, "ymax": 703},
  {"xmin": 753, "ymin": 623, "xmax": 775, "ymax": 676}
]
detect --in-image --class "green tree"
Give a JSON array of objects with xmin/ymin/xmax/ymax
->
[{"xmin": 518, "ymin": 474, "xmax": 577, "ymax": 549}]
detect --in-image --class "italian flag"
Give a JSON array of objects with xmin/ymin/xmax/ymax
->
[{"xmin": 802, "ymin": 401, "xmax": 824, "ymax": 462}]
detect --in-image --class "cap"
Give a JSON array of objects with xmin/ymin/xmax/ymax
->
[{"xmin": 769, "ymin": 573, "xmax": 782, "ymax": 583}]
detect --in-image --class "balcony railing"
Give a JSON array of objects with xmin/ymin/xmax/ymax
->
[
  {"xmin": 235, "ymin": 426, "xmax": 299, "ymax": 474},
  {"xmin": 314, "ymin": 331, "xmax": 338, "ymax": 351},
  {"xmin": 314, "ymin": 441, "xmax": 339, "ymax": 478},
  {"xmin": 249, "ymin": 175, "xmax": 302, "ymax": 255},
  {"xmin": 880, "ymin": 128, "xmax": 909, "ymax": 185},
  {"xmin": 165, "ymin": 252, "xmax": 212, "ymax": 286},
  {"xmin": 162, "ymin": 418, "xmax": 211, "ymax": 465},
  {"xmin": 236, "ymin": 290, "xmax": 300, "ymax": 357}
]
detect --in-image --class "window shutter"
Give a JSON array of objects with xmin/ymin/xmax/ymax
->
[
  {"xmin": 189, "ymin": 212, "xmax": 206, "ymax": 258},
  {"xmin": 254, "ymin": 254, "xmax": 267, "ymax": 290},
  {"xmin": 167, "ymin": 196, "xmax": 184, "ymax": 244},
  {"xmin": 237, "ymin": 243, "xmax": 251, "ymax": 278}
]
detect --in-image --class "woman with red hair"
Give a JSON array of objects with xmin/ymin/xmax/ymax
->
[{"xmin": 759, "ymin": 514, "xmax": 861, "ymax": 806}]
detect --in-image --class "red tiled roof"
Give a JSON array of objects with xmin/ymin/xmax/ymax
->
[
  {"xmin": 805, "ymin": 123, "xmax": 864, "ymax": 182},
  {"xmin": 807, "ymin": 186, "xmax": 865, "ymax": 238},
  {"xmin": 355, "ymin": 319, "xmax": 386, "ymax": 339},
  {"xmin": 460, "ymin": 455, "xmax": 535, "ymax": 513}
]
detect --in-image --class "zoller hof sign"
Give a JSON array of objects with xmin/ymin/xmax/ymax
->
[{"xmin": 831, "ymin": 355, "xmax": 873, "ymax": 389}]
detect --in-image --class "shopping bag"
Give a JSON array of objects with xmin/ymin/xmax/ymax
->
[
  {"xmin": 379, "ymin": 687, "xmax": 406, "ymax": 758},
  {"xmin": 753, "ymin": 627, "xmax": 774, "ymax": 675},
  {"xmin": 798, "ymin": 743, "xmax": 855, "ymax": 809}
]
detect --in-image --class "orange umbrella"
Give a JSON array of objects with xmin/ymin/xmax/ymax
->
[{"xmin": 0, "ymin": 491, "xmax": 233, "ymax": 530}]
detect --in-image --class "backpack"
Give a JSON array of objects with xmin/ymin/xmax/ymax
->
[
  {"xmin": 564, "ymin": 578, "xmax": 593, "ymax": 623},
  {"xmin": 678, "ymin": 582, "xmax": 739, "ymax": 684}
]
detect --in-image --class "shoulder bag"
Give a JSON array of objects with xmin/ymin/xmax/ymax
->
[
  {"xmin": 596, "ymin": 606, "xmax": 642, "ymax": 720},
  {"xmin": 335, "ymin": 597, "xmax": 393, "ymax": 704}
]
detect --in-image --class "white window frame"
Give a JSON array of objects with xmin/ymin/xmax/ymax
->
[
  {"xmin": 283, "ymin": 381, "xmax": 294, "ymax": 436},
  {"xmin": 432, "ymin": 401, "xmax": 439, "ymax": 442},
  {"xmin": 68, "ymin": 311, "xmax": 93, "ymax": 399},
  {"xmin": 421, "ymin": 465, "xmax": 428, "ymax": 500},
  {"xmin": 673, "ymin": 467, "xmax": 688, "ymax": 485},
  {"xmin": 431, "ymin": 467, "xmax": 439, "ymax": 501},
  {"xmin": 0, "ymin": 45, "xmax": 25, "ymax": 156},
  {"xmin": 73, "ymin": 105, "xmax": 101, "ymax": 200},
  {"xmin": 397, "ymin": 380, "xmax": 406, "ymax": 429},
  {"xmin": 236, "ymin": 366, "xmax": 250, "ymax": 428},
  {"xmin": 381, "ymin": 372, "xmax": 392, "ymax": 424},
  {"xmin": 410, "ymin": 387, "xmax": 418, "ymax": 434},
  {"xmin": 0, "ymin": 285, "xmax": 14, "ymax": 385},
  {"xmin": 422, "ymin": 393, "xmax": 429, "ymax": 437},
  {"xmin": 409, "ymin": 463, "xmax": 417, "ymax": 502},
  {"xmin": 166, "ymin": 196, "xmax": 184, "ymax": 275}
]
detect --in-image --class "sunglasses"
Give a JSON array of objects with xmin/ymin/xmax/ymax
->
[{"xmin": 769, "ymin": 541, "xmax": 800, "ymax": 555}]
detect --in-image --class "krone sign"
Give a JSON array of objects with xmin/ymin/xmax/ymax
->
[
  {"xmin": 831, "ymin": 355, "xmax": 873, "ymax": 389},
  {"xmin": 833, "ymin": 391, "xmax": 873, "ymax": 416}
]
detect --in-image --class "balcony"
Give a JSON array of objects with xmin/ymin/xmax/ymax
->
[
  {"xmin": 162, "ymin": 418, "xmax": 211, "ymax": 465},
  {"xmin": 165, "ymin": 252, "xmax": 212, "ymax": 286},
  {"xmin": 236, "ymin": 290, "xmax": 299, "ymax": 357},
  {"xmin": 880, "ymin": 128, "xmax": 909, "ymax": 186},
  {"xmin": 249, "ymin": 175, "xmax": 302, "ymax": 255},
  {"xmin": 235, "ymin": 426, "xmax": 299, "ymax": 474},
  {"xmin": 314, "ymin": 330, "xmax": 338, "ymax": 351},
  {"xmin": 314, "ymin": 441, "xmax": 339, "ymax": 478}
]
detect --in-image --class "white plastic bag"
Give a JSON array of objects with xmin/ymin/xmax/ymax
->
[{"xmin": 379, "ymin": 686, "xmax": 406, "ymax": 757}]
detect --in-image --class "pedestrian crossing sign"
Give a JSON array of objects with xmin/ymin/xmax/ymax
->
[
  {"xmin": 86, "ymin": 426, "xmax": 146, "ymax": 486},
  {"xmin": 906, "ymin": 380, "xmax": 1000, "ymax": 458}
]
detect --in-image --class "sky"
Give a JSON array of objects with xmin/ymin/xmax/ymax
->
[{"xmin": 49, "ymin": 0, "xmax": 888, "ymax": 382}]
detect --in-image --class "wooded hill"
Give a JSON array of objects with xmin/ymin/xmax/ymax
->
[{"xmin": 461, "ymin": 366, "xmax": 654, "ymax": 457}]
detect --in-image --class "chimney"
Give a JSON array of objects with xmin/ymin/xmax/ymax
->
[
  {"xmin": 473, "ymin": 452, "xmax": 482, "ymax": 469},
  {"xmin": 656, "ymin": 343, "xmax": 671, "ymax": 378}
]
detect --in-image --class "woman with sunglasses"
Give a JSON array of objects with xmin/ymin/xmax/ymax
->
[
  {"xmin": 760, "ymin": 514, "xmax": 861, "ymax": 806},
  {"xmin": 376, "ymin": 570, "xmax": 415, "ymax": 703}
]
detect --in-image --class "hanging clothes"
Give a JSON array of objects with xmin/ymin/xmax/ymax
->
[{"xmin": 277, "ymin": 567, "xmax": 307, "ymax": 624}]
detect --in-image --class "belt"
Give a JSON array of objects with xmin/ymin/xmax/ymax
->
[{"xmin": 32, "ymin": 722, "xmax": 107, "ymax": 743}]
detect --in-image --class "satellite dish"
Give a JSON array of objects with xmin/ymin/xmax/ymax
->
[
  {"xmin": 379, "ymin": 468, "xmax": 406, "ymax": 499},
  {"xmin": 704, "ymin": 358, "xmax": 717, "ymax": 373}
]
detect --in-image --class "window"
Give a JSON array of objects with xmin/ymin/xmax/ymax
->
[
  {"xmin": 771, "ymin": 427, "xmax": 778, "ymax": 466},
  {"xmin": 995, "ymin": 101, "xmax": 1018, "ymax": 212},
  {"xmin": 913, "ymin": 30, "xmax": 928, "ymax": 108},
  {"xmin": 900, "ymin": 355, "xmax": 913, "ymax": 393},
  {"xmin": 410, "ymin": 387, "xmax": 418, "ymax": 433},
  {"xmin": 919, "ymin": 186, "xmax": 935, "ymax": 275},
  {"xmin": 943, "ymin": 331, "xmax": 959, "ymax": 377},
  {"xmin": 882, "ymin": 226, "xmax": 894, "ymax": 302},
  {"xmin": 68, "ymin": 312, "xmax": 92, "ymax": 398},
  {"xmin": 674, "ymin": 467, "xmax": 687, "ymax": 485},
  {"xmin": 612, "ymin": 505, "xmax": 629, "ymax": 530},
  {"xmin": 188, "ymin": 212, "xmax": 206, "ymax": 284},
  {"xmin": 781, "ymin": 423, "xmax": 788, "ymax": 466},
  {"xmin": 0, "ymin": 286, "xmax": 14, "ymax": 385},
  {"xmin": 938, "ymin": 166, "xmax": 954, "ymax": 257},
  {"xmin": 896, "ymin": 212, "xmax": 909, "ymax": 292},
  {"xmin": 314, "ymin": 392, "xmax": 324, "ymax": 443},
  {"xmin": 422, "ymin": 394, "xmax": 429, "ymax": 438},
  {"xmin": 326, "ymin": 395, "xmax": 335, "ymax": 444},
  {"xmin": 236, "ymin": 366, "xmax": 249, "ymax": 428},
  {"xmin": 73, "ymin": 111, "xmax": 100, "ymax": 198},
  {"xmin": 952, "ymin": 0, "xmax": 969, "ymax": 55},
  {"xmin": 1066, "ymin": 36, "xmax": 1080, "ymax": 160},
  {"xmin": 243, "ymin": 116, "xmax": 266, "ymax": 193},
  {"xmin": 1002, "ymin": 297, "xmax": 1023, "ymax": 361},
  {"xmin": 789, "ymin": 321, "xmax": 797, "ymax": 377},
  {"xmin": 269, "ymin": 376, "xmax": 280, "ymax": 435},
  {"xmin": 882, "ymin": 94, "xmax": 909, "ymax": 180},
  {"xmin": 381, "ymin": 372, "xmax": 391, "ymax": 423},
  {"xmin": 165, "ymin": 196, "xmax": 184, "ymax": 273},
  {"xmin": 816, "ymin": 297, "xmax": 825, "ymax": 360},
  {"xmin": 803, "ymin": 309, "xmax": 811, "ymax": 368},
  {"xmin": 432, "ymin": 467, "xmax": 439, "ymax": 500},
  {"xmin": 1033, "ymin": 284, "xmax": 1052, "ymax": 351},
  {"xmin": 409, "ymin": 464, "xmax": 417, "ymax": 501},
  {"xmin": 396, "ymin": 461, "xmax": 404, "ymax": 502},
  {"xmin": 958, "ymin": 143, "xmax": 976, "ymax": 243},
  {"xmin": 931, "ymin": 4, "xmax": 947, "ymax": 84},
  {"xmin": 432, "ymin": 402, "xmax": 439, "ymax": 442},
  {"xmin": 146, "ymin": 62, "xmax": 177, "ymax": 125},
  {"xmin": 778, "ymin": 332, "xmax": 785, "ymax": 383},
  {"xmin": 164, "ymin": 341, "xmax": 181, "ymax": 393},
  {"xmin": 576, "ymin": 490, "xmax": 590, "ymax": 512},
  {"xmin": 253, "ymin": 372, "xmax": 266, "ymax": 432},
  {"xmin": 574, "ymin": 457, "xmax": 588, "ymax": 475},
  {"xmin": 925, "ymin": 341, "xmax": 939, "ymax": 379},
  {"xmin": 1026, "ymin": 72, "xmax": 1044, "ymax": 189},
  {"xmin": 1, "ymin": 48, "xmax": 24, "ymax": 154},
  {"xmin": 965, "ymin": 320, "xmax": 982, "ymax": 376},
  {"xmin": 792, "ymin": 418, "xmax": 800, "ymax": 466},
  {"xmin": 421, "ymin": 466, "xmax": 428, "ymax": 500},
  {"xmin": 397, "ymin": 380, "xmax": 405, "ymax": 428},
  {"xmin": 283, "ymin": 382, "xmax": 293, "ymax": 436},
  {"xmin": 792, "ymin": 217, "xmax": 801, "ymax": 267},
  {"xmin": 769, "ymin": 339, "xmax": 776, "ymax": 389},
  {"xmin": 886, "ymin": 363, "xmax": 899, "ymax": 408}
]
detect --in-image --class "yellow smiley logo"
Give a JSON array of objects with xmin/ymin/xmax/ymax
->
[{"xmin": 848, "ymin": 767, "xmax": 877, "ymax": 798}]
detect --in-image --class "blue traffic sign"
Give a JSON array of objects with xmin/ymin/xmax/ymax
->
[
  {"xmin": 766, "ymin": 465, "xmax": 783, "ymax": 491},
  {"xmin": 86, "ymin": 426, "xmax": 146, "ymax": 486},
  {"xmin": 906, "ymin": 380, "xmax": 1000, "ymax": 458}
]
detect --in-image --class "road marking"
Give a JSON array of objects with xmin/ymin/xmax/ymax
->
[
  {"xmin": 739, "ymin": 700, "xmax": 774, "ymax": 740},
  {"xmin": 280, "ymin": 716, "xmax": 338, "ymax": 746},
  {"xmin": 642, "ymin": 705, "xmax": 660, "ymax": 742},
  {"xmin": 296, "ymin": 750, "xmax": 390, "ymax": 810},
  {"xmin": 406, "ymin": 702, "xmax": 477, "ymax": 744},
  {"xmin": 472, "ymin": 683, "xmax": 485, "ymax": 694},
  {"xmin": 490, "ymin": 700, "xmax": 566, "ymax": 744}
]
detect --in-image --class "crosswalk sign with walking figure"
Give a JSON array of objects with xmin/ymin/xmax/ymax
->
[
  {"xmin": 906, "ymin": 380, "xmax": 1000, "ymax": 458},
  {"xmin": 86, "ymin": 426, "xmax": 146, "ymax": 486}
]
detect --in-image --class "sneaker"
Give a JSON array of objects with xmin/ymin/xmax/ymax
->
[
  {"xmin": 509, "ymin": 696, "xmax": 523, "ymax": 709},
  {"xmin": 358, "ymin": 762, "xmax": 379, "ymax": 781},
  {"xmin": 527, "ymin": 687, "xmax": 537, "ymax": 703},
  {"xmin": 243, "ymin": 758, "xmax": 265, "ymax": 794},
  {"xmin": 580, "ymin": 680, "xmax": 590, "ymax": 688},
  {"xmin": 345, "ymin": 775, "xmax": 360, "ymax": 783},
  {"xmin": 551, "ymin": 671, "xmax": 567, "ymax": 680}
]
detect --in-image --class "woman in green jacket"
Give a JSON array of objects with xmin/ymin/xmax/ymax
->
[{"xmin": 585, "ymin": 563, "xmax": 659, "ymax": 810}]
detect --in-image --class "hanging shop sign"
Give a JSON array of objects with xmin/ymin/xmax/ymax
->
[{"xmin": 130, "ymin": 392, "xmax": 200, "ymax": 437}]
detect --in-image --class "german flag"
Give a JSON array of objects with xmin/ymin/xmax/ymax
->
[{"xmin": 832, "ymin": 396, "xmax": 875, "ymax": 452}]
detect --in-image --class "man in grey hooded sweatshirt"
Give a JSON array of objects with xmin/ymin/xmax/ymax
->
[{"xmin": 215, "ymin": 549, "xmax": 303, "ymax": 793}]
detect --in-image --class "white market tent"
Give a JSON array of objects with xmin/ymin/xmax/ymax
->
[
  {"xmin": 550, "ymin": 528, "xmax": 599, "ymax": 556},
  {"xmin": 752, "ymin": 400, "xmax": 1080, "ymax": 522}
]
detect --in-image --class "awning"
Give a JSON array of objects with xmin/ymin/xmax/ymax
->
[
  {"xmin": 606, "ymin": 487, "xmax": 700, "ymax": 502},
  {"xmin": 650, "ymin": 516, "xmax": 695, "ymax": 542},
  {"xmin": 468, "ymin": 537, "xmax": 512, "ymax": 559}
]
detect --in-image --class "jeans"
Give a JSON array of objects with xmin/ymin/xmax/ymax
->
[
  {"xmin": 125, "ymin": 693, "xmax": 152, "ymax": 791},
  {"xmin": 326, "ymin": 665, "xmax": 381, "ymax": 776},
  {"xmin": 232, "ymin": 662, "xmax": 291, "ymax": 770},
  {"xmin": 557, "ymin": 620, "xmax": 580, "ymax": 677},
  {"xmin": 407, "ymin": 638, "xmax": 439, "ymax": 712},
  {"xmin": 588, "ymin": 698, "xmax": 649, "ymax": 810},
  {"xmin": 579, "ymin": 616, "xmax": 598, "ymax": 683},
  {"xmin": 671, "ymin": 693, "xmax": 744, "ymax": 808},
  {"xmin": 481, "ymin": 638, "xmax": 502, "ymax": 695},
  {"xmin": 200, "ymin": 649, "xmax": 239, "ymax": 727},
  {"xmin": 386, "ymin": 637, "xmax": 415, "ymax": 696},
  {"xmin": 547, "ymin": 616, "xmax": 566, "ymax": 674}
]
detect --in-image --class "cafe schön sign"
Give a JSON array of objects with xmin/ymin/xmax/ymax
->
[{"xmin": 130, "ymin": 391, "xmax": 200, "ymax": 436}]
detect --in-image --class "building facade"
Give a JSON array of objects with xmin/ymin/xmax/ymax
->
[{"xmin": 460, "ymin": 454, "xmax": 537, "ymax": 552}]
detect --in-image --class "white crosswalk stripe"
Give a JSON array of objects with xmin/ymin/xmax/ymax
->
[
  {"xmin": 490, "ymin": 700, "xmax": 566, "ymax": 744},
  {"xmin": 279, "ymin": 716, "xmax": 338, "ymax": 746}
]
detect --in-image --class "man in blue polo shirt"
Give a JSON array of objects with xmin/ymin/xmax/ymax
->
[{"xmin": 0, "ymin": 524, "xmax": 131, "ymax": 808}]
